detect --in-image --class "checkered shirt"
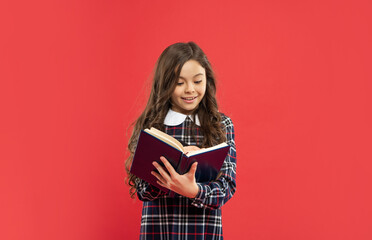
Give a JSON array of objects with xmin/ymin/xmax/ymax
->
[{"xmin": 135, "ymin": 114, "xmax": 237, "ymax": 240}]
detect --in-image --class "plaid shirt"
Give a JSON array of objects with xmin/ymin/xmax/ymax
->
[{"xmin": 135, "ymin": 113, "xmax": 237, "ymax": 240}]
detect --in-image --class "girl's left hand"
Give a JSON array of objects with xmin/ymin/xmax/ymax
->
[{"xmin": 151, "ymin": 156, "xmax": 199, "ymax": 199}]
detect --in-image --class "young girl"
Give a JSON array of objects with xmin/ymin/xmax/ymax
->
[{"xmin": 125, "ymin": 42, "xmax": 237, "ymax": 240}]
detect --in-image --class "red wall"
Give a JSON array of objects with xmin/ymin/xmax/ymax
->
[{"xmin": 1, "ymin": 0, "xmax": 372, "ymax": 239}]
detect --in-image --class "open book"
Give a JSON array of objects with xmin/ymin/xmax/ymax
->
[{"xmin": 130, "ymin": 127, "xmax": 230, "ymax": 196}]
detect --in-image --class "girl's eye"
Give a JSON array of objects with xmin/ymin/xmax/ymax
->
[
  {"xmin": 177, "ymin": 82, "xmax": 184, "ymax": 86},
  {"xmin": 195, "ymin": 80, "xmax": 202, "ymax": 84}
]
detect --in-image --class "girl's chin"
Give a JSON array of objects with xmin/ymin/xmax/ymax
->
[{"xmin": 172, "ymin": 105, "xmax": 198, "ymax": 115}]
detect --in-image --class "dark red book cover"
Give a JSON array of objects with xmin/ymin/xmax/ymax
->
[{"xmin": 130, "ymin": 130, "xmax": 230, "ymax": 196}]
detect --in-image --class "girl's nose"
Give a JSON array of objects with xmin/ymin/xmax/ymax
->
[{"xmin": 185, "ymin": 83, "xmax": 195, "ymax": 93}]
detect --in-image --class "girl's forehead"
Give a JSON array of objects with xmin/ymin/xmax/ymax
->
[{"xmin": 179, "ymin": 60, "xmax": 205, "ymax": 77}]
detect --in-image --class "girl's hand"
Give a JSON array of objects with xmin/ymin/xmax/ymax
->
[
  {"xmin": 184, "ymin": 146, "xmax": 205, "ymax": 155},
  {"xmin": 151, "ymin": 156, "xmax": 199, "ymax": 199},
  {"xmin": 183, "ymin": 146, "xmax": 201, "ymax": 153}
]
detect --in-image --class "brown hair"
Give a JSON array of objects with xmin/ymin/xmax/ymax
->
[{"xmin": 125, "ymin": 42, "xmax": 226, "ymax": 197}]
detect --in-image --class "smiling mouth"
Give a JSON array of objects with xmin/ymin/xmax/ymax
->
[{"xmin": 181, "ymin": 97, "xmax": 197, "ymax": 100}]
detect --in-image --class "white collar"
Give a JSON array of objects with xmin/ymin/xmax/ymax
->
[{"xmin": 164, "ymin": 109, "xmax": 201, "ymax": 126}]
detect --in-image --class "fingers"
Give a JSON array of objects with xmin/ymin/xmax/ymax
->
[
  {"xmin": 151, "ymin": 156, "xmax": 177, "ymax": 182},
  {"xmin": 151, "ymin": 170, "xmax": 167, "ymax": 188},
  {"xmin": 189, "ymin": 162, "xmax": 198, "ymax": 175},
  {"xmin": 152, "ymin": 157, "xmax": 177, "ymax": 190},
  {"xmin": 152, "ymin": 157, "xmax": 197, "ymax": 193},
  {"xmin": 152, "ymin": 161, "xmax": 170, "ymax": 183},
  {"xmin": 184, "ymin": 146, "xmax": 201, "ymax": 152},
  {"xmin": 159, "ymin": 156, "xmax": 178, "ymax": 176},
  {"xmin": 150, "ymin": 170, "xmax": 163, "ymax": 182}
]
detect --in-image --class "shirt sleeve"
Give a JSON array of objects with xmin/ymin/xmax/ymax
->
[
  {"xmin": 191, "ymin": 116, "xmax": 237, "ymax": 210},
  {"xmin": 135, "ymin": 178, "xmax": 166, "ymax": 201}
]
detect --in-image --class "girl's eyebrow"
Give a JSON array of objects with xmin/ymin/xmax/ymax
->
[{"xmin": 179, "ymin": 73, "xmax": 204, "ymax": 79}]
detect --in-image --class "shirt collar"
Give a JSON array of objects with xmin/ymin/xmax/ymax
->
[{"xmin": 164, "ymin": 109, "xmax": 201, "ymax": 126}]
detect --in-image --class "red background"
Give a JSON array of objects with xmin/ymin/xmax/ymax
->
[{"xmin": 1, "ymin": 0, "xmax": 372, "ymax": 239}]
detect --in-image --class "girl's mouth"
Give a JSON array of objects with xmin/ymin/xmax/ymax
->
[{"xmin": 181, "ymin": 96, "xmax": 197, "ymax": 103}]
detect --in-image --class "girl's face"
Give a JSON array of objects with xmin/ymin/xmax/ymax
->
[{"xmin": 171, "ymin": 60, "xmax": 207, "ymax": 115}]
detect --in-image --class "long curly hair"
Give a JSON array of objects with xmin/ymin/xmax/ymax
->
[{"xmin": 125, "ymin": 42, "xmax": 226, "ymax": 197}]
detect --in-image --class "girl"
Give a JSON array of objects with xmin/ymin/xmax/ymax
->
[{"xmin": 125, "ymin": 42, "xmax": 237, "ymax": 240}]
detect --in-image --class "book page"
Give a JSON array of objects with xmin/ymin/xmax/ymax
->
[
  {"xmin": 144, "ymin": 127, "xmax": 184, "ymax": 152},
  {"xmin": 186, "ymin": 142, "xmax": 228, "ymax": 157}
]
